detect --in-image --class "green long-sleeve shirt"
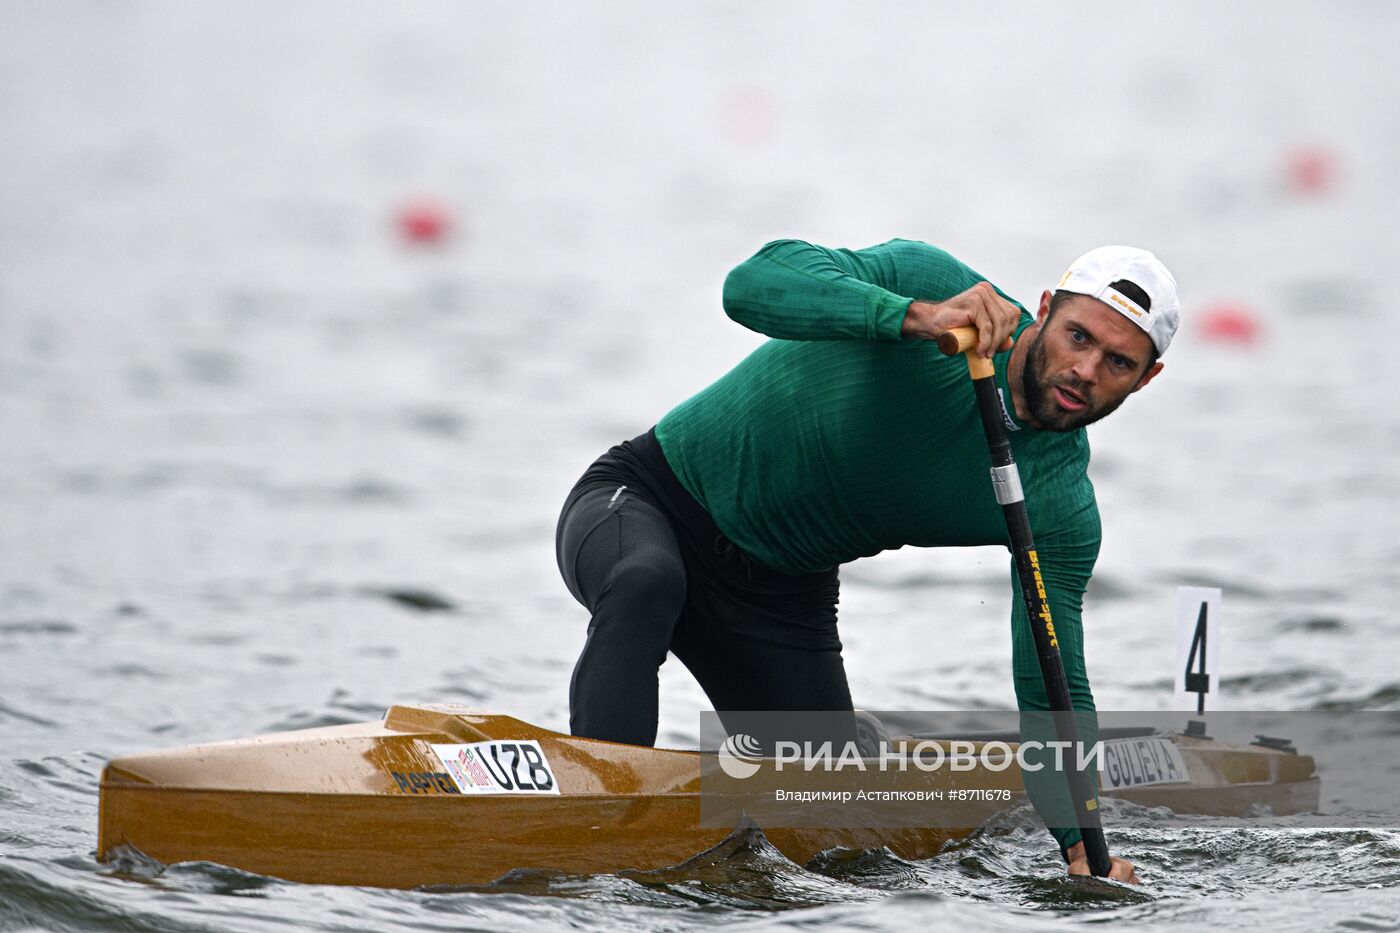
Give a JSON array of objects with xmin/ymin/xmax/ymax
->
[{"xmin": 654, "ymin": 238, "xmax": 1101, "ymax": 852}]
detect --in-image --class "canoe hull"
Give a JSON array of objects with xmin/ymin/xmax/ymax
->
[{"xmin": 97, "ymin": 704, "xmax": 1318, "ymax": 888}]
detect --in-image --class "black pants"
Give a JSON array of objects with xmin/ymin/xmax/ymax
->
[{"xmin": 556, "ymin": 430, "xmax": 853, "ymax": 747}]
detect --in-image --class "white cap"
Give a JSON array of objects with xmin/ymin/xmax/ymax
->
[{"xmin": 1055, "ymin": 246, "xmax": 1181, "ymax": 356}]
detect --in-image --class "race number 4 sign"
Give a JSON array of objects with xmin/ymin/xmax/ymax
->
[{"xmin": 1175, "ymin": 586, "xmax": 1222, "ymax": 712}]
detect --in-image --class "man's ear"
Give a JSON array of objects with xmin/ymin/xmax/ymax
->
[
  {"xmin": 1037, "ymin": 289, "xmax": 1053, "ymax": 321},
  {"xmin": 1131, "ymin": 361, "xmax": 1165, "ymax": 393}
]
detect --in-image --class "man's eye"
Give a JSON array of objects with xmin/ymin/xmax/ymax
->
[
  {"xmin": 1070, "ymin": 330, "xmax": 1086, "ymax": 343},
  {"xmin": 1110, "ymin": 356, "xmax": 1130, "ymax": 369}
]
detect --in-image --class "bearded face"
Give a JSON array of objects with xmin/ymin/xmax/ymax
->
[{"xmin": 1018, "ymin": 297, "xmax": 1159, "ymax": 433}]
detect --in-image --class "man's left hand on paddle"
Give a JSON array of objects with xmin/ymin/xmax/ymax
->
[{"xmin": 902, "ymin": 282, "xmax": 1021, "ymax": 358}]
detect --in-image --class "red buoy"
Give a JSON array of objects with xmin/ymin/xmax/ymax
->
[
  {"xmin": 396, "ymin": 199, "xmax": 452, "ymax": 246},
  {"xmin": 1285, "ymin": 147, "xmax": 1337, "ymax": 196},
  {"xmin": 1198, "ymin": 302, "xmax": 1262, "ymax": 345}
]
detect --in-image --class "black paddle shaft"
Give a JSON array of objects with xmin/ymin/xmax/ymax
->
[{"xmin": 969, "ymin": 372, "xmax": 1113, "ymax": 878}]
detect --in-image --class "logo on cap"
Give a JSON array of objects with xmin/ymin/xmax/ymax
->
[{"xmin": 1107, "ymin": 291, "xmax": 1145, "ymax": 318}]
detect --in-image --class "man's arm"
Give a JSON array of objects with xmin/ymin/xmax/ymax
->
[
  {"xmin": 1011, "ymin": 543, "xmax": 1098, "ymax": 858},
  {"xmin": 1009, "ymin": 528, "xmax": 1137, "ymax": 882},
  {"xmin": 721, "ymin": 239, "xmax": 1021, "ymax": 355}
]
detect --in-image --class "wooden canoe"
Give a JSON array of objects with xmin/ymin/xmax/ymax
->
[{"xmin": 97, "ymin": 704, "xmax": 1318, "ymax": 888}]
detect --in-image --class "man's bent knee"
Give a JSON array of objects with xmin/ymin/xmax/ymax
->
[{"xmin": 597, "ymin": 550, "xmax": 686, "ymax": 616}]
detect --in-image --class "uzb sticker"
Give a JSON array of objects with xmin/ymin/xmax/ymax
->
[{"xmin": 429, "ymin": 740, "xmax": 561, "ymax": 795}]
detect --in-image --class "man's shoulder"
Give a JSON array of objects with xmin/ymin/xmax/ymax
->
[
  {"xmin": 850, "ymin": 239, "xmax": 998, "ymax": 303},
  {"xmin": 1046, "ymin": 429, "xmax": 1096, "ymax": 492},
  {"xmin": 1024, "ymin": 430, "xmax": 1101, "ymax": 540},
  {"xmin": 863, "ymin": 238, "xmax": 972, "ymax": 268}
]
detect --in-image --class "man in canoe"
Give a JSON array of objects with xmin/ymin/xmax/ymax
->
[{"xmin": 556, "ymin": 238, "xmax": 1177, "ymax": 883}]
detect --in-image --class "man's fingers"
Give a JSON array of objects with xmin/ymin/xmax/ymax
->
[
  {"xmin": 1108, "ymin": 858, "xmax": 1141, "ymax": 885},
  {"xmin": 997, "ymin": 313, "xmax": 1017, "ymax": 352},
  {"xmin": 971, "ymin": 283, "xmax": 1017, "ymax": 358},
  {"xmin": 923, "ymin": 283, "xmax": 1021, "ymax": 353},
  {"xmin": 1067, "ymin": 856, "xmax": 1141, "ymax": 885},
  {"xmin": 991, "ymin": 296, "xmax": 1018, "ymax": 355},
  {"xmin": 978, "ymin": 284, "xmax": 1007, "ymax": 357},
  {"xmin": 975, "ymin": 300, "xmax": 996, "ymax": 358}
]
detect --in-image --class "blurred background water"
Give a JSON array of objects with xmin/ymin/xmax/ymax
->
[{"xmin": 3, "ymin": 1, "xmax": 1400, "ymax": 930}]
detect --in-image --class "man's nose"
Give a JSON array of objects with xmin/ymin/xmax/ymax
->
[{"xmin": 1071, "ymin": 355, "xmax": 1100, "ymax": 386}]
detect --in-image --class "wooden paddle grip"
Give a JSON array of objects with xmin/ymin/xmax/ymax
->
[
  {"xmin": 935, "ymin": 326, "xmax": 979, "ymax": 357},
  {"xmin": 937, "ymin": 326, "xmax": 995, "ymax": 379}
]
